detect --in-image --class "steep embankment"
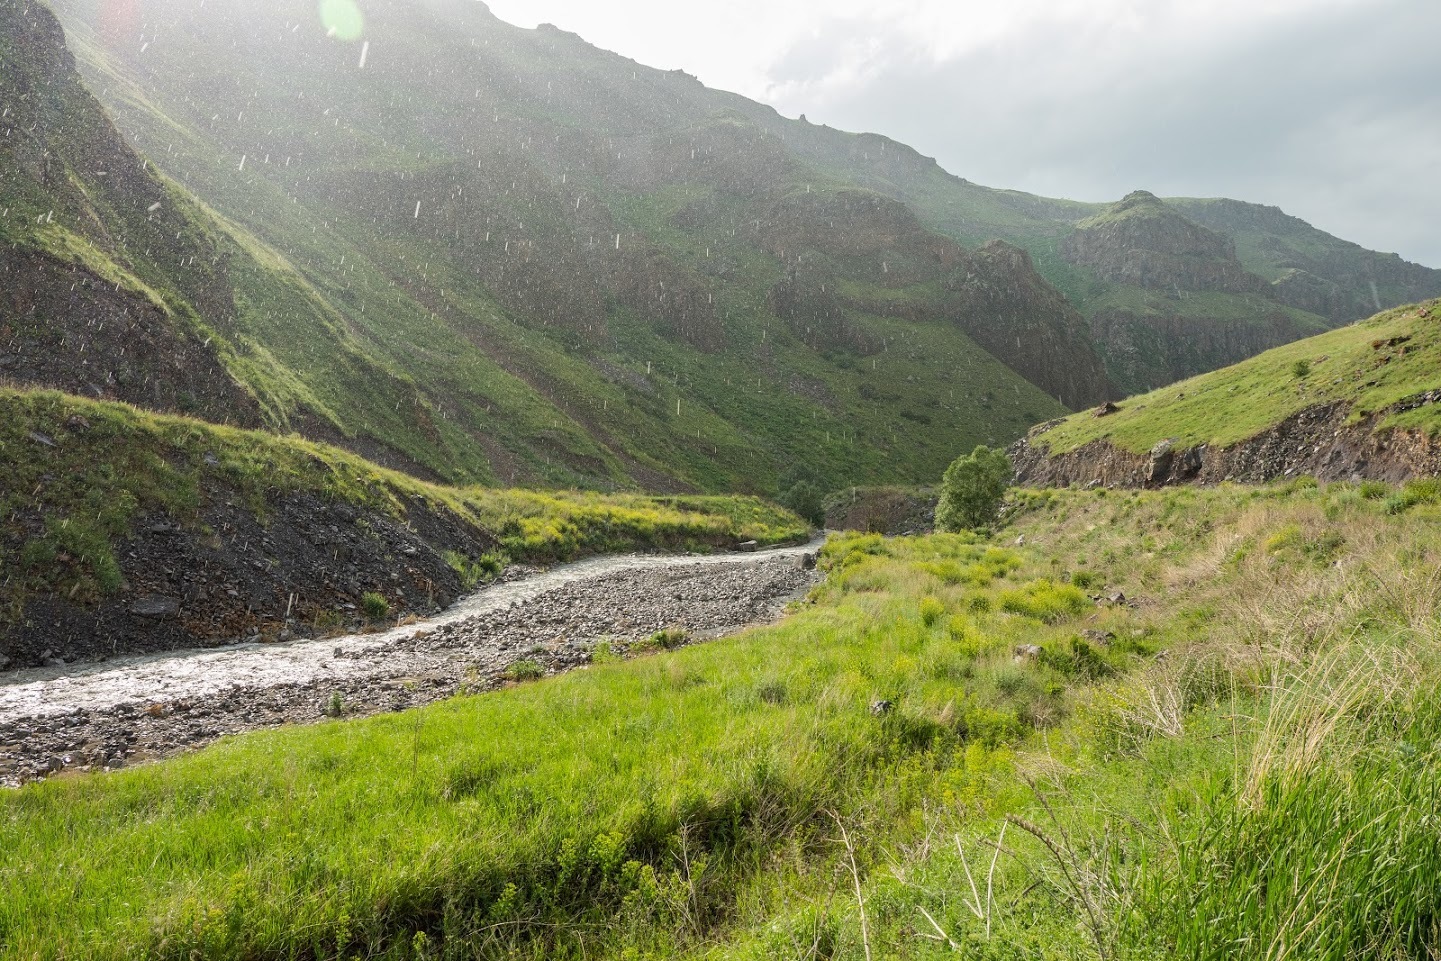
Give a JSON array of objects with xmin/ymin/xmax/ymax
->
[
  {"xmin": 1012, "ymin": 299, "xmax": 1441, "ymax": 487},
  {"xmin": 0, "ymin": 388, "xmax": 807, "ymax": 671},
  {"xmin": 0, "ymin": 1, "xmax": 260, "ymax": 425}
]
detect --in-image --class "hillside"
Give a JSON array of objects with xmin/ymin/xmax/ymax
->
[
  {"xmin": 0, "ymin": 385, "xmax": 806, "ymax": 671},
  {"xmin": 5, "ymin": 0, "xmax": 1097, "ymax": 498},
  {"xmin": 1012, "ymin": 298, "xmax": 1441, "ymax": 487},
  {"xmin": 21, "ymin": 0, "xmax": 1438, "ymax": 498},
  {"xmin": 750, "ymin": 126, "xmax": 1441, "ymax": 394}
]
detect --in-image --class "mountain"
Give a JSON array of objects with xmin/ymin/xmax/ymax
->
[
  {"xmin": 1052, "ymin": 190, "xmax": 1334, "ymax": 395},
  {"xmin": 4, "ymin": 0, "xmax": 1103, "ymax": 499},
  {"xmin": 1011, "ymin": 298, "xmax": 1441, "ymax": 487},
  {"xmin": 743, "ymin": 123, "xmax": 1441, "ymax": 395},
  {"xmin": 10, "ymin": 0, "xmax": 1439, "ymax": 499}
]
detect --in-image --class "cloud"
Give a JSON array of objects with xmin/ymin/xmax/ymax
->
[{"xmin": 762, "ymin": 0, "xmax": 1441, "ymax": 266}]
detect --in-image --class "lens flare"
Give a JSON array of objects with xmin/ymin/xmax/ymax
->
[{"xmin": 319, "ymin": 0, "xmax": 364, "ymax": 41}]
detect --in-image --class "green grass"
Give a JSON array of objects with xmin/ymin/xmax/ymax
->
[
  {"xmin": 1036, "ymin": 298, "xmax": 1441, "ymax": 455},
  {"xmin": 10, "ymin": 482, "xmax": 1441, "ymax": 958},
  {"xmin": 0, "ymin": 523, "xmax": 1148, "ymax": 958}
]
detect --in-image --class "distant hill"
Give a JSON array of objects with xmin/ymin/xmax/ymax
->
[{"xmin": 1012, "ymin": 299, "xmax": 1441, "ymax": 487}]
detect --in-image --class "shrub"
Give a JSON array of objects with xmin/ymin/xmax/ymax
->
[
  {"xmin": 638, "ymin": 628, "xmax": 688, "ymax": 652},
  {"xmin": 999, "ymin": 579, "xmax": 1092, "ymax": 623},
  {"xmin": 919, "ymin": 596, "xmax": 946, "ymax": 627},
  {"xmin": 1291, "ymin": 359, "xmax": 1312, "ymax": 379},
  {"xmin": 777, "ymin": 480, "xmax": 825, "ymax": 527},
  {"xmin": 361, "ymin": 591, "xmax": 390, "ymax": 621},
  {"xmin": 503, "ymin": 659, "xmax": 545, "ymax": 682},
  {"xmin": 935, "ymin": 446, "xmax": 1012, "ymax": 532},
  {"xmin": 1358, "ymin": 480, "xmax": 1390, "ymax": 500},
  {"xmin": 1402, "ymin": 478, "xmax": 1441, "ymax": 508}
]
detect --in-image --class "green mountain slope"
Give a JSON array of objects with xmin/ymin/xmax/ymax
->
[
  {"xmin": 1012, "ymin": 298, "xmax": 1441, "ymax": 487},
  {"xmin": 11, "ymin": 0, "xmax": 1098, "ymax": 497},
  {"xmin": 1168, "ymin": 196, "xmax": 1441, "ymax": 322},
  {"xmin": 12, "ymin": 0, "xmax": 1437, "ymax": 494}
]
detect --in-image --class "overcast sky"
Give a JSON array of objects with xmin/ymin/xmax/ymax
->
[{"xmin": 484, "ymin": 0, "xmax": 1440, "ymax": 267}]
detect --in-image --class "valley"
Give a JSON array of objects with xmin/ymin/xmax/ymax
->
[{"xmin": 3, "ymin": 0, "xmax": 1441, "ymax": 957}]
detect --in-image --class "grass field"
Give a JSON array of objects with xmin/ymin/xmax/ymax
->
[
  {"xmin": 1035, "ymin": 299, "xmax": 1441, "ymax": 455},
  {"xmin": 6, "ymin": 479, "xmax": 1441, "ymax": 958}
]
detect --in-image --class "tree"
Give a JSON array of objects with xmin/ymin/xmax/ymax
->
[
  {"xmin": 936, "ymin": 446, "xmax": 1012, "ymax": 532},
  {"xmin": 778, "ymin": 479, "xmax": 826, "ymax": 527}
]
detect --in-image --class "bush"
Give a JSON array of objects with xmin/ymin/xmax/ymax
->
[
  {"xmin": 1358, "ymin": 480, "xmax": 1389, "ymax": 500},
  {"xmin": 777, "ymin": 480, "xmax": 825, "ymax": 527},
  {"xmin": 935, "ymin": 446, "xmax": 1012, "ymax": 532},
  {"xmin": 637, "ymin": 628, "xmax": 688, "ymax": 652},
  {"xmin": 503, "ymin": 659, "xmax": 544, "ymax": 682},
  {"xmin": 999, "ymin": 579, "xmax": 1092, "ymax": 623},
  {"xmin": 919, "ymin": 596, "xmax": 946, "ymax": 627},
  {"xmin": 361, "ymin": 591, "xmax": 390, "ymax": 621},
  {"xmin": 1291, "ymin": 359, "xmax": 1312, "ymax": 379}
]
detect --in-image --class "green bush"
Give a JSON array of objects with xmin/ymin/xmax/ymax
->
[
  {"xmin": 1291, "ymin": 359, "xmax": 1312, "ymax": 379},
  {"xmin": 638, "ymin": 628, "xmax": 688, "ymax": 652},
  {"xmin": 777, "ymin": 480, "xmax": 825, "ymax": 527},
  {"xmin": 360, "ymin": 591, "xmax": 390, "ymax": 621},
  {"xmin": 918, "ymin": 596, "xmax": 945, "ymax": 627},
  {"xmin": 1358, "ymin": 480, "xmax": 1390, "ymax": 500},
  {"xmin": 503, "ymin": 659, "xmax": 545, "ymax": 682},
  {"xmin": 998, "ymin": 579, "xmax": 1092, "ymax": 623},
  {"xmin": 935, "ymin": 446, "xmax": 1012, "ymax": 532}
]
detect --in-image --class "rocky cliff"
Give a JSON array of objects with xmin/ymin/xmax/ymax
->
[
  {"xmin": 1012, "ymin": 397, "xmax": 1441, "ymax": 489},
  {"xmin": 1059, "ymin": 191, "xmax": 1270, "ymax": 296}
]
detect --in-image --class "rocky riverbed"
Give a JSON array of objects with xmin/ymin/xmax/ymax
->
[{"xmin": 0, "ymin": 541, "xmax": 822, "ymax": 787}]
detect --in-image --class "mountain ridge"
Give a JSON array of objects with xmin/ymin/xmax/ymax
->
[{"xmin": 7, "ymin": 0, "xmax": 1440, "ymax": 497}]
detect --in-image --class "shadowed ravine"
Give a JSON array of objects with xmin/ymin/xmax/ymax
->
[{"xmin": 0, "ymin": 538, "xmax": 824, "ymax": 786}]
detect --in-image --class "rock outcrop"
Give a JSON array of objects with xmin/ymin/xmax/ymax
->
[
  {"xmin": 1011, "ymin": 397, "xmax": 1441, "ymax": 489},
  {"xmin": 1060, "ymin": 191, "xmax": 1270, "ymax": 296}
]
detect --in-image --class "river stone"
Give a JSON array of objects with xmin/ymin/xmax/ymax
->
[{"xmin": 131, "ymin": 595, "xmax": 181, "ymax": 619}]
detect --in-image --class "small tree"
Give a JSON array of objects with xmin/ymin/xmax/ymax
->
[
  {"xmin": 778, "ymin": 479, "xmax": 826, "ymax": 526},
  {"xmin": 1291, "ymin": 359, "xmax": 1312, "ymax": 379},
  {"xmin": 936, "ymin": 446, "xmax": 1012, "ymax": 532}
]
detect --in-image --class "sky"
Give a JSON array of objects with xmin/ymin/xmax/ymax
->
[{"xmin": 484, "ymin": 0, "xmax": 1441, "ymax": 268}]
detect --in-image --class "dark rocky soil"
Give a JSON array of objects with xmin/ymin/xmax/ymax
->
[
  {"xmin": 1, "ymin": 491, "xmax": 498, "ymax": 672},
  {"xmin": 0, "ymin": 544, "xmax": 820, "ymax": 787}
]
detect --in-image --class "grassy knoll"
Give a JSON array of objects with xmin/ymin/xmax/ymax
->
[
  {"xmin": 7, "ymin": 479, "xmax": 1441, "ymax": 957},
  {"xmin": 1036, "ymin": 298, "xmax": 1441, "ymax": 455},
  {"xmin": 0, "ymin": 388, "xmax": 807, "ymax": 612}
]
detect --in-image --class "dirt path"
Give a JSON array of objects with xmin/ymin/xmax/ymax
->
[{"xmin": 0, "ymin": 540, "xmax": 824, "ymax": 787}]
